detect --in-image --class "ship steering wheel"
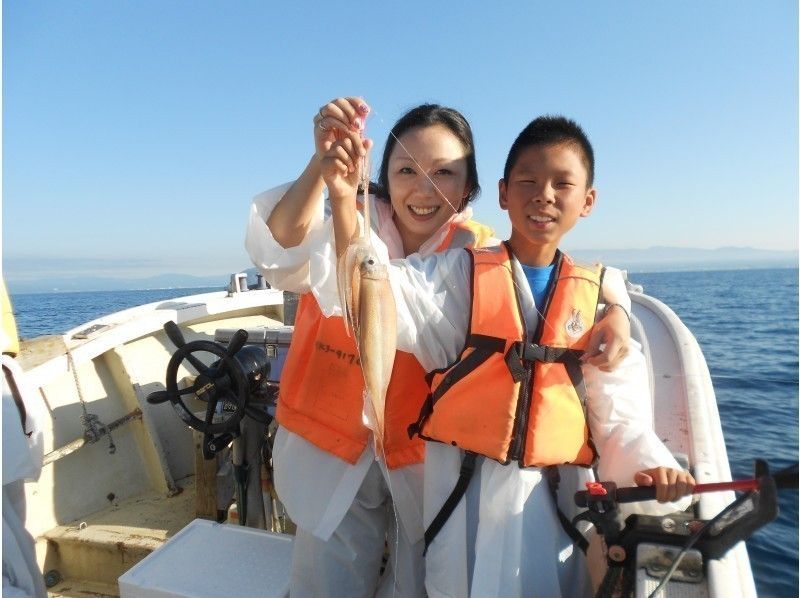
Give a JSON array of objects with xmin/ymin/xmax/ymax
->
[{"xmin": 147, "ymin": 322, "xmax": 266, "ymax": 449}]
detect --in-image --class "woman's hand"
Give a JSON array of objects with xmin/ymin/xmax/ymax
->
[
  {"xmin": 634, "ymin": 467, "xmax": 696, "ymax": 503},
  {"xmin": 315, "ymin": 98, "xmax": 372, "ymax": 257},
  {"xmin": 313, "ymin": 97, "xmax": 370, "ymax": 161},
  {"xmin": 264, "ymin": 98, "xmax": 371, "ymax": 249},
  {"xmin": 319, "ymin": 135, "xmax": 373, "ymax": 202},
  {"xmin": 326, "ymin": 134, "xmax": 372, "ymax": 259},
  {"xmin": 582, "ymin": 304, "xmax": 630, "ymax": 371},
  {"xmin": 315, "ymin": 96, "xmax": 372, "ymax": 199}
]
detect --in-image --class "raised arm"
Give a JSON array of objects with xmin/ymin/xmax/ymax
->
[
  {"xmin": 268, "ymin": 97, "xmax": 370, "ymax": 248},
  {"xmin": 266, "ymin": 157, "xmax": 326, "ymax": 248},
  {"xmin": 318, "ymin": 124, "xmax": 370, "ymax": 258}
]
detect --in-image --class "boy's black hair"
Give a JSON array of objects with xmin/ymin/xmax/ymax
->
[
  {"xmin": 376, "ymin": 104, "xmax": 480, "ymax": 209},
  {"xmin": 502, "ymin": 116, "xmax": 595, "ymax": 186}
]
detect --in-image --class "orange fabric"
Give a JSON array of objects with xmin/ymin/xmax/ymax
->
[
  {"xmin": 437, "ymin": 220, "xmax": 495, "ymax": 252},
  {"xmin": 277, "ymin": 218, "xmax": 494, "ymax": 469},
  {"xmin": 420, "ymin": 245, "xmax": 602, "ymax": 468},
  {"xmin": 421, "ymin": 247, "xmax": 523, "ymax": 462},
  {"xmin": 523, "ymin": 261, "xmax": 603, "ymax": 466}
]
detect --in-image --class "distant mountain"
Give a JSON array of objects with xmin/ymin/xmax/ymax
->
[
  {"xmin": 5, "ymin": 247, "xmax": 797, "ymax": 293},
  {"xmin": 6, "ymin": 272, "xmax": 234, "ymax": 294},
  {"xmin": 566, "ymin": 246, "xmax": 798, "ymax": 273}
]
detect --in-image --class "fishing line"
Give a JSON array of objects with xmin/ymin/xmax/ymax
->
[
  {"xmin": 368, "ymin": 106, "xmax": 462, "ymax": 215},
  {"xmin": 344, "ymin": 124, "xmax": 403, "ymax": 598},
  {"xmin": 349, "ymin": 106, "xmax": 620, "ymax": 594},
  {"xmin": 352, "ymin": 107, "xmax": 793, "ymax": 596},
  {"xmin": 343, "ymin": 255, "xmax": 403, "ymax": 597},
  {"xmin": 646, "ymin": 492, "xmax": 753, "ymax": 598},
  {"xmin": 370, "ymin": 107, "xmax": 555, "ymax": 333},
  {"xmin": 359, "ymin": 105, "xmax": 522, "ymax": 596}
]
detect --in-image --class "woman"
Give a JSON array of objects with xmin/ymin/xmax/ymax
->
[{"xmin": 245, "ymin": 98, "xmax": 630, "ymax": 597}]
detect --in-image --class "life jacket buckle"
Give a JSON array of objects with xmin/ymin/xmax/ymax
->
[
  {"xmin": 522, "ymin": 343, "xmax": 548, "ymax": 362},
  {"xmin": 504, "ymin": 343, "xmax": 527, "ymax": 382}
]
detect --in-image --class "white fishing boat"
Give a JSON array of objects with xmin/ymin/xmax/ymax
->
[{"xmin": 9, "ymin": 274, "xmax": 761, "ymax": 597}]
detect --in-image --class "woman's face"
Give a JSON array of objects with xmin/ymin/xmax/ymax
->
[{"xmin": 386, "ymin": 124, "xmax": 471, "ymax": 254}]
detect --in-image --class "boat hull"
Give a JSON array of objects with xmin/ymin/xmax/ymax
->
[{"xmin": 14, "ymin": 285, "xmax": 756, "ymax": 596}]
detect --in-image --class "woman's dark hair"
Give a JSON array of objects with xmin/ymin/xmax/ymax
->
[{"xmin": 375, "ymin": 104, "xmax": 480, "ymax": 211}]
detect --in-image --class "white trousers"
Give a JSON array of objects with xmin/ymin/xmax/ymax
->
[
  {"xmin": 289, "ymin": 461, "xmax": 424, "ymax": 598},
  {"xmin": 3, "ymin": 481, "xmax": 46, "ymax": 597}
]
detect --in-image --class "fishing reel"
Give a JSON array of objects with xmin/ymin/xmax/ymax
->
[
  {"xmin": 146, "ymin": 321, "xmax": 274, "ymax": 459},
  {"xmin": 574, "ymin": 459, "xmax": 797, "ymax": 597}
]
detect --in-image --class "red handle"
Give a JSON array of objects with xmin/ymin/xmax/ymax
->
[
  {"xmin": 694, "ymin": 479, "xmax": 760, "ymax": 493},
  {"xmin": 575, "ymin": 478, "xmax": 762, "ymax": 507}
]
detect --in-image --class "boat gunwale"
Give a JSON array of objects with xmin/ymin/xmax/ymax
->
[
  {"xmin": 19, "ymin": 288, "xmax": 285, "ymax": 386},
  {"xmin": 630, "ymin": 290, "xmax": 756, "ymax": 597}
]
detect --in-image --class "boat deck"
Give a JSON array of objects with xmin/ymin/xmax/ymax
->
[{"xmin": 40, "ymin": 477, "xmax": 198, "ymax": 597}]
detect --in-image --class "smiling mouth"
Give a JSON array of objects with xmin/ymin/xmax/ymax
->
[
  {"xmin": 529, "ymin": 214, "xmax": 555, "ymax": 223},
  {"xmin": 408, "ymin": 205, "xmax": 440, "ymax": 216}
]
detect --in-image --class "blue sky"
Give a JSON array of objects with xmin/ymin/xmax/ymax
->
[{"xmin": 3, "ymin": 1, "xmax": 797, "ymax": 283}]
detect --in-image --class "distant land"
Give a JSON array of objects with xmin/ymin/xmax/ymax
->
[
  {"xmin": 566, "ymin": 246, "xmax": 798, "ymax": 273},
  {"xmin": 4, "ymin": 246, "xmax": 797, "ymax": 294},
  {"xmin": 6, "ymin": 273, "xmax": 231, "ymax": 294}
]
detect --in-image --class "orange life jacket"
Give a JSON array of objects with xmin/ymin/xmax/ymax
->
[
  {"xmin": 276, "ymin": 216, "xmax": 494, "ymax": 469},
  {"xmin": 411, "ymin": 244, "xmax": 603, "ymax": 468}
]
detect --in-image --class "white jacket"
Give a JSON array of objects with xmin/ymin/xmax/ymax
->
[
  {"xmin": 245, "ymin": 183, "xmax": 496, "ymax": 544},
  {"xmin": 383, "ymin": 248, "xmax": 688, "ymax": 598}
]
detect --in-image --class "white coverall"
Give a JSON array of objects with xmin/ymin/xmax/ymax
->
[
  {"xmin": 373, "ymin": 246, "xmax": 690, "ymax": 598},
  {"xmin": 2, "ymin": 354, "xmax": 47, "ymax": 598},
  {"xmin": 247, "ymin": 183, "xmax": 498, "ymax": 597},
  {"xmin": 245, "ymin": 184, "xmax": 635, "ymax": 597}
]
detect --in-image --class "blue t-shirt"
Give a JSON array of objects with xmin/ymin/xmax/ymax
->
[{"xmin": 521, "ymin": 264, "xmax": 555, "ymax": 310}]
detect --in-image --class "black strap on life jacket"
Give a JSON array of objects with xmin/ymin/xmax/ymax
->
[
  {"xmin": 507, "ymin": 343, "xmax": 598, "ymax": 550},
  {"xmin": 408, "ymin": 334, "xmax": 505, "ymax": 440},
  {"xmin": 3, "ymin": 364, "xmax": 31, "ymax": 437},
  {"xmin": 423, "ymin": 451, "xmax": 478, "ymax": 555},
  {"xmin": 562, "ymin": 354, "xmax": 599, "ymax": 467},
  {"xmin": 417, "ymin": 344, "xmax": 596, "ymax": 554},
  {"xmin": 544, "ymin": 465, "xmax": 589, "ymax": 554},
  {"xmin": 519, "ymin": 342, "xmax": 583, "ymax": 364},
  {"xmin": 507, "ymin": 342, "xmax": 598, "ymax": 464},
  {"xmin": 505, "ymin": 341, "xmax": 582, "ymax": 380}
]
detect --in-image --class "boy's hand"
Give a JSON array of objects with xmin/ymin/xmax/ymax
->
[
  {"xmin": 634, "ymin": 467, "xmax": 696, "ymax": 503},
  {"xmin": 582, "ymin": 306, "xmax": 630, "ymax": 371}
]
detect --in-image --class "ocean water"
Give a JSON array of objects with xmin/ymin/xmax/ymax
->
[
  {"xmin": 632, "ymin": 268, "xmax": 798, "ymax": 597},
  {"xmin": 9, "ymin": 269, "xmax": 799, "ymax": 596},
  {"xmin": 10, "ymin": 287, "xmax": 221, "ymax": 339}
]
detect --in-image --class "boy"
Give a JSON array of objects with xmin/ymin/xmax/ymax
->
[{"xmin": 325, "ymin": 116, "xmax": 695, "ymax": 597}]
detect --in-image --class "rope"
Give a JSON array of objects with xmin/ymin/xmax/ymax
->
[{"xmin": 65, "ymin": 345, "xmax": 116, "ymax": 454}]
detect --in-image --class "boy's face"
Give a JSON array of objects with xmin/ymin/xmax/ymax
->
[{"xmin": 499, "ymin": 142, "xmax": 595, "ymax": 266}]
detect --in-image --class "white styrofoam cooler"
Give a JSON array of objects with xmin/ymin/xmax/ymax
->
[{"xmin": 119, "ymin": 519, "xmax": 293, "ymax": 597}]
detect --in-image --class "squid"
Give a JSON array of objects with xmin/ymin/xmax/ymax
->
[{"xmin": 337, "ymin": 151, "xmax": 396, "ymax": 459}]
